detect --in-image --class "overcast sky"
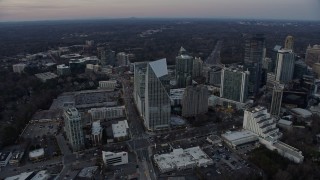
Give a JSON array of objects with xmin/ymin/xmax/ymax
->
[{"xmin": 0, "ymin": 0, "xmax": 319, "ymax": 22}]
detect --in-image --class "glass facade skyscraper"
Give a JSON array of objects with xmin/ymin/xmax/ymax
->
[
  {"xmin": 244, "ymin": 34, "xmax": 265, "ymax": 96},
  {"xmin": 134, "ymin": 59, "xmax": 171, "ymax": 131}
]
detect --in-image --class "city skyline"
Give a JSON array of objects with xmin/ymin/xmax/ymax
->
[{"xmin": 0, "ymin": 0, "xmax": 319, "ymax": 22}]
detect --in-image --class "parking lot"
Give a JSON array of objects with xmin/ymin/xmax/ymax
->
[
  {"xmin": 151, "ymin": 135, "xmax": 257, "ymax": 178},
  {"xmin": 22, "ymin": 121, "xmax": 61, "ymax": 139}
]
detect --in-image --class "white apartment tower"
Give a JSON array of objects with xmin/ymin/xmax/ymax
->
[
  {"xmin": 64, "ymin": 108, "xmax": 84, "ymax": 152},
  {"xmin": 243, "ymin": 106, "xmax": 282, "ymax": 142}
]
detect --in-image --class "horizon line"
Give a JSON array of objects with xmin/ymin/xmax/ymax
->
[{"xmin": 1, "ymin": 17, "xmax": 320, "ymax": 23}]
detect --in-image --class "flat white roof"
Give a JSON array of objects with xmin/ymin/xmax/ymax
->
[
  {"xmin": 29, "ymin": 148, "xmax": 44, "ymax": 158},
  {"xmin": 112, "ymin": 120, "xmax": 129, "ymax": 138},
  {"xmin": 221, "ymin": 130, "xmax": 258, "ymax": 141},
  {"xmin": 92, "ymin": 120, "xmax": 102, "ymax": 135},
  {"xmin": 291, "ymin": 108, "xmax": 312, "ymax": 118},
  {"xmin": 278, "ymin": 119, "xmax": 292, "ymax": 126},
  {"xmin": 154, "ymin": 146, "xmax": 212, "ymax": 172}
]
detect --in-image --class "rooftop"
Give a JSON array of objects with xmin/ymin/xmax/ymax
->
[
  {"xmin": 274, "ymin": 141, "xmax": 303, "ymax": 159},
  {"xmin": 222, "ymin": 130, "xmax": 257, "ymax": 142},
  {"xmin": 112, "ymin": 120, "xmax": 129, "ymax": 138},
  {"xmin": 291, "ymin": 108, "xmax": 312, "ymax": 118},
  {"xmin": 278, "ymin": 119, "xmax": 293, "ymax": 126},
  {"xmin": 57, "ymin": 64, "xmax": 69, "ymax": 68},
  {"xmin": 35, "ymin": 72, "xmax": 58, "ymax": 82},
  {"xmin": 149, "ymin": 58, "xmax": 168, "ymax": 78},
  {"xmin": 154, "ymin": 146, "xmax": 213, "ymax": 173},
  {"xmin": 247, "ymin": 106, "xmax": 266, "ymax": 113},
  {"xmin": 170, "ymin": 88, "xmax": 185, "ymax": 100},
  {"xmin": 92, "ymin": 120, "xmax": 102, "ymax": 135},
  {"xmin": 29, "ymin": 148, "xmax": 44, "ymax": 158},
  {"xmin": 78, "ymin": 166, "xmax": 98, "ymax": 178}
]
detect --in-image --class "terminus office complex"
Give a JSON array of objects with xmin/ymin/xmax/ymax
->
[{"xmin": 134, "ymin": 58, "xmax": 171, "ymax": 131}]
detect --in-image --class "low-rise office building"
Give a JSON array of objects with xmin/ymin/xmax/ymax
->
[
  {"xmin": 221, "ymin": 130, "xmax": 259, "ymax": 150},
  {"xmin": 56, "ymin": 64, "xmax": 71, "ymax": 76},
  {"xmin": 9, "ymin": 151, "xmax": 24, "ymax": 166},
  {"xmin": 13, "ymin": 63, "xmax": 27, "ymax": 74},
  {"xmin": 29, "ymin": 148, "xmax": 45, "ymax": 161},
  {"xmin": 88, "ymin": 106, "xmax": 126, "ymax": 121},
  {"xmin": 206, "ymin": 135, "xmax": 222, "ymax": 145},
  {"xmin": 153, "ymin": 146, "xmax": 213, "ymax": 173},
  {"xmin": 99, "ymin": 80, "xmax": 118, "ymax": 90},
  {"xmin": 112, "ymin": 120, "xmax": 129, "ymax": 140},
  {"xmin": 102, "ymin": 151, "xmax": 128, "ymax": 166}
]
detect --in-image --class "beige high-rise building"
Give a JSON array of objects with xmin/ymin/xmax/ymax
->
[
  {"xmin": 182, "ymin": 85, "xmax": 208, "ymax": 117},
  {"xmin": 313, "ymin": 63, "xmax": 320, "ymax": 78},
  {"xmin": 305, "ymin": 45, "xmax": 320, "ymax": 67},
  {"xmin": 284, "ymin": 35, "xmax": 294, "ymax": 50}
]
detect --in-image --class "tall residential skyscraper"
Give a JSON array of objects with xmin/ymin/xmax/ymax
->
[
  {"xmin": 182, "ymin": 85, "xmax": 208, "ymax": 117},
  {"xmin": 117, "ymin": 52, "xmax": 135, "ymax": 67},
  {"xmin": 64, "ymin": 108, "xmax": 84, "ymax": 152},
  {"xmin": 176, "ymin": 47, "xmax": 193, "ymax": 88},
  {"xmin": 134, "ymin": 59, "xmax": 170, "ymax": 131},
  {"xmin": 284, "ymin": 35, "xmax": 294, "ymax": 50},
  {"xmin": 220, "ymin": 66, "xmax": 249, "ymax": 103},
  {"xmin": 192, "ymin": 57, "xmax": 203, "ymax": 78},
  {"xmin": 206, "ymin": 66, "xmax": 222, "ymax": 86},
  {"xmin": 270, "ymin": 83, "xmax": 284, "ymax": 116},
  {"xmin": 275, "ymin": 49, "xmax": 295, "ymax": 83},
  {"xmin": 244, "ymin": 34, "xmax": 265, "ymax": 96}
]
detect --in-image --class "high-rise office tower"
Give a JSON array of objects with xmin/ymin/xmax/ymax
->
[
  {"xmin": 305, "ymin": 45, "xmax": 320, "ymax": 67},
  {"xmin": 182, "ymin": 85, "xmax": 208, "ymax": 117},
  {"xmin": 64, "ymin": 108, "xmax": 84, "ymax": 152},
  {"xmin": 220, "ymin": 66, "xmax": 249, "ymax": 103},
  {"xmin": 144, "ymin": 59, "xmax": 171, "ymax": 131},
  {"xmin": 192, "ymin": 57, "xmax": 203, "ymax": 78},
  {"xmin": 293, "ymin": 60, "xmax": 307, "ymax": 79},
  {"xmin": 144, "ymin": 59, "xmax": 171, "ymax": 130},
  {"xmin": 117, "ymin": 52, "xmax": 135, "ymax": 67},
  {"xmin": 98, "ymin": 47, "xmax": 115, "ymax": 66},
  {"xmin": 275, "ymin": 49, "xmax": 295, "ymax": 83},
  {"xmin": 270, "ymin": 83, "xmax": 284, "ymax": 116},
  {"xmin": 284, "ymin": 35, "xmax": 294, "ymax": 50},
  {"xmin": 244, "ymin": 34, "xmax": 266, "ymax": 96},
  {"xmin": 176, "ymin": 47, "xmax": 193, "ymax": 88}
]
